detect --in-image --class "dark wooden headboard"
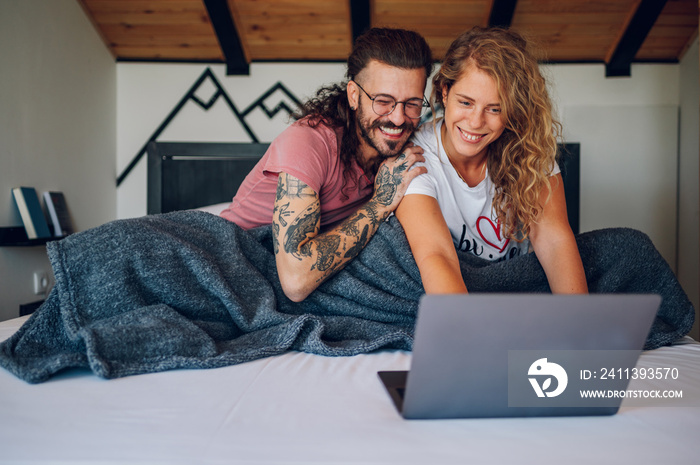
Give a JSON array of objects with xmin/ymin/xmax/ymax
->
[
  {"xmin": 147, "ymin": 141, "xmax": 270, "ymax": 214},
  {"xmin": 146, "ymin": 140, "xmax": 580, "ymax": 234},
  {"xmin": 558, "ymin": 143, "xmax": 580, "ymax": 234}
]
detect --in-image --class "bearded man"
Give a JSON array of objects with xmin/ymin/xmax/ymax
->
[{"xmin": 221, "ymin": 28, "xmax": 433, "ymax": 302}]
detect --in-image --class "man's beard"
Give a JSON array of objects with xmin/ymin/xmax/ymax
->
[{"xmin": 356, "ymin": 103, "xmax": 415, "ymax": 161}]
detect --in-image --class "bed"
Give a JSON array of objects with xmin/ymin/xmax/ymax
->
[
  {"xmin": 1, "ymin": 314, "xmax": 699, "ymax": 464},
  {"xmin": 1, "ymin": 141, "xmax": 697, "ymax": 463}
]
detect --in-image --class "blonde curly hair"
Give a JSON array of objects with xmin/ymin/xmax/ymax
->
[{"xmin": 432, "ymin": 27, "xmax": 561, "ymax": 240}]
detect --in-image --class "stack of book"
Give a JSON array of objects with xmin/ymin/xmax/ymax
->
[{"xmin": 10, "ymin": 187, "xmax": 72, "ymax": 240}]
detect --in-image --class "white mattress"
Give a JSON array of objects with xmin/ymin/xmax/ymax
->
[{"xmin": 1, "ymin": 315, "xmax": 699, "ymax": 464}]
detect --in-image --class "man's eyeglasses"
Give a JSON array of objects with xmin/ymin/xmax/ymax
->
[{"xmin": 353, "ymin": 81, "xmax": 429, "ymax": 120}]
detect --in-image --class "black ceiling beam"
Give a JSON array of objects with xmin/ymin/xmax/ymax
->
[
  {"xmin": 203, "ymin": 0, "xmax": 249, "ymax": 75},
  {"xmin": 606, "ymin": 0, "xmax": 668, "ymax": 77},
  {"xmin": 488, "ymin": 0, "xmax": 517, "ymax": 28},
  {"xmin": 350, "ymin": 0, "xmax": 371, "ymax": 43}
]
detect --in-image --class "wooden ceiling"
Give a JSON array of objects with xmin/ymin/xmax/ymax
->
[{"xmin": 78, "ymin": 0, "xmax": 698, "ymax": 77}]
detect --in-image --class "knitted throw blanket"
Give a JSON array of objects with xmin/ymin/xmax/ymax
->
[{"xmin": 0, "ymin": 211, "xmax": 694, "ymax": 383}]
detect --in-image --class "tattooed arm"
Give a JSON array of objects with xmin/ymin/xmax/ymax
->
[{"xmin": 273, "ymin": 149, "xmax": 426, "ymax": 302}]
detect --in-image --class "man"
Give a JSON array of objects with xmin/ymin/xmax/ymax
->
[{"xmin": 221, "ymin": 28, "xmax": 433, "ymax": 302}]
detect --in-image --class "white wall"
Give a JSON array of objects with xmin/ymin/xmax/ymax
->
[
  {"xmin": 547, "ymin": 64, "xmax": 681, "ymax": 265},
  {"xmin": 544, "ymin": 61, "xmax": 698, "ymax": 339},
  {"xmin": 0, "ymin": 0, "xmax": 117, "ymax": 321}
]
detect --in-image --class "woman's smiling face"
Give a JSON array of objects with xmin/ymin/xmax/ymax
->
[{"xmin": 441, "ymin": 64, "xmax": 506, "ymax": 162}]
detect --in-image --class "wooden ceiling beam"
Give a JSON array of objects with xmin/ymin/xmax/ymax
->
[
  {"xmin": 203, "ymin": 0, "xmax": 249, "ymax": 75},
  {"xmin": 77, "ymin": 0, "xmax": 697, "ymax": 67},
  {"xmin": 606, "ymin": 0, "xmax": 669, "ymax": 77},
  {"xmin": 488, "ymin": 0, "xmax": 518, "ymax": 28},
  {"xmin": 350, "ymin": 0, "xmax": 372, "ymax": 43}
]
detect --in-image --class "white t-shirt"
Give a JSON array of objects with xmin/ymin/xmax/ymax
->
[{"xmin": 406, "ymin": 120, "xmax": 559, "ymax": 262}]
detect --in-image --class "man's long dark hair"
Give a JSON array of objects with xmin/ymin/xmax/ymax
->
[{"xmin": 295, "ymin": 28, "xmax": 433, "ymax": 195}]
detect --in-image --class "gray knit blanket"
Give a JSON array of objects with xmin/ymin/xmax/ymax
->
[{"xmin": 0, "ymin": 211, "xmax": 694, "ymax": 383}]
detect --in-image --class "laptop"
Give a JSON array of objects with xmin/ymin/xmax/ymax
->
[{"xmin": 378, "ymin": 293, "xmax": 661, "ymax": 419}]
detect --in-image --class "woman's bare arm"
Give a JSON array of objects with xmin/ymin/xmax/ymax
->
[
  {"xmin": 395, "ymin": 194, "xmax": 467, "ymax": 294},
  {"xmin": 529, "ymin": 173, "xmax": 588, "ymax": 294}
]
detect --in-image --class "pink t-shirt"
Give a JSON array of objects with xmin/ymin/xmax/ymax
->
[{"xmin": 220, "ymin": 119, "xmax": 375, "ymax": 230}]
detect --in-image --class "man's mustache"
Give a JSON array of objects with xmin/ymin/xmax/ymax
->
[{"xmin": 368, "ymin": 120, "xmax": 414, "ymax": 132}]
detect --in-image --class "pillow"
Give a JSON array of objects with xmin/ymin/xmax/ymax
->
[{"xmin": 195, "ymin": 202, "xmax": 229, "ymax": 215}]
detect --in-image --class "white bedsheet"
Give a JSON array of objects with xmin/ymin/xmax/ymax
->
[{"xmin": 1, "ymin": 315, "xmax": 698, "ymax": 464}]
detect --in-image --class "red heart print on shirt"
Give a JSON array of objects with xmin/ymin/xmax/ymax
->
[{"xmin": 476, "ymin": 216, "xmax": 510, "ymax": 252}]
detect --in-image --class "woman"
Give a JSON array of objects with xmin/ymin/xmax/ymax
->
[{"xmin": 396, "ymin": 27, "xmax": 588, "ymax": 294}]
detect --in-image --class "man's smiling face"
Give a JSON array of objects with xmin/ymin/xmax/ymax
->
[{"xmin": 349, "ymin": 60, "xmax": 427, "ymax": 164}]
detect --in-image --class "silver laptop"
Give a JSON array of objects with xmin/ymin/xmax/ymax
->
[{"xmin": 378, "ymin": 293, "xmax": 661, "ymax": 419}]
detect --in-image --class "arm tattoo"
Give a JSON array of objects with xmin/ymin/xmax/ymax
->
[
  {"xmin": 312, "ymin": 234, "xmax": 342, "ymax": 272},
  {"xmin": 373, "ymin": 161, "xmax": 408, "ymax": 206},
  {"xmin": 283, "ymin": 200, "xmax": 320, "ymax": 260},
  {"xmin": 343, "ymin": 224, "xmax": 370, "ymax": 258},
  {"xmin": 273, "ymin": 179, "xmax": 291, "ymax": 227},
  {"xmin": 277, "ymin": 203, "xmax": 291, "ymax": 227},
  {"xmin": 275, "ymin": 175, "xmax": 318, "ymax": 256},
  {"xmin": 338, "ymin": 213, "xmax": 372, "ymax": 258},
  {"xmin": 363, "ymin": 201, "xmax": 382, "ymax": 224},
  {"xmin": 275, "ymin": 177, "xmax": 286, "ymax": 199},
  {"xmin": 283, "ymin": 173, "xmax": 315, "ymax": 198},
  {"xmin": 273, "ymin": 171, "xmax": 393, "ymax": 287},
  {"xmin": 272, "ymin": 222, "xmax": 280, "ymax": 254},
  {"xmin": 338, "ymin": 212, "xmax": 366, "ymax": 237}
]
